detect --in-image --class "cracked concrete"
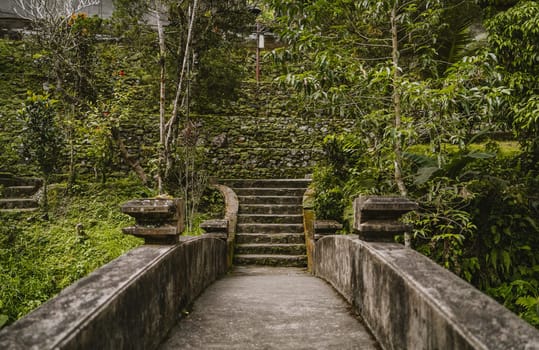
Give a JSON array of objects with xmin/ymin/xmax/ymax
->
[{"xmin": 159, "ymin": 266, "xmax": 380, "ymax": 350}]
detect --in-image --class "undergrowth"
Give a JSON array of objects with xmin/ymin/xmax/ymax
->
[{"xmin": 0, "ymin": 178, "xmax": 153, "ymax": 328}]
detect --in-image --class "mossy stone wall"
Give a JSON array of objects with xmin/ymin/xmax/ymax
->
[{"xmin": 194, "ymin": 113, "xmax": 355, "ymax": 179}]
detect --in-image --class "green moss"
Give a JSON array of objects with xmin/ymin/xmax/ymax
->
[{"xmin": 407, "ymin": 140, "xmax": 520, "ymax": 158}]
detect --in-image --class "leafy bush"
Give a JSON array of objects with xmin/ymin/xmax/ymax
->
[
  {"xmin": 404, "ymin": 144, "xmax": 539, "ymax": 326},
  {"xmin": 198, "ymin": 186, "xmax": 225, "ymax": 220},
  {"xmin": 312, "ymin": 133, "xmax": 400, "ymax": 223},
  {"xmin": 314, "ymin": 134, "xmax": 539, "ymax": 327},
  {"xmin": 0, "ymin": 40, "xmax": 41, "ymax": 173}
]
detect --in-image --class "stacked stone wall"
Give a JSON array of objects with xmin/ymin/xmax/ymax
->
[
  {"xmin": 189, "ymin": 114, "xmax": 354, "ymax": 179},
  {"xmin": 117, "ymin": 112, "xmax": 355, "ymax": 179}
]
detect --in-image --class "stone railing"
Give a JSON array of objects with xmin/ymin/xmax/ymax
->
[
  {"xmin": 200, "ymin": 184, "xmax": 238, "ymax": 268},
  {"xmin": 314, "ymin": 195, "xmax": 539, "ymax": 350},
  {"xmin": 0, "ymin": 198, "xmax": 228, "ymax": 350}
]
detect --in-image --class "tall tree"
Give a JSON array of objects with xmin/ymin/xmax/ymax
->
[
  {"xmin": 269, "ymin": 0, "xmax": 481, "ymax": 195},
  {"xmin": 485, "ymin": 1, "xmax": 539, "ymax": 166},
  {"xmin": 14, "ymin": 0, "xmax": 102, "ymax": 103},
  {"xmin": 19, "ymin": 93, "xmax": 63, "ymax": 216},
  {"xmin": 113, "ymin": 0, "xmax": 254, "ymax": 193}
]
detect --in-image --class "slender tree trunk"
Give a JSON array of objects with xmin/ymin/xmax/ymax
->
[
  {"xmin": 156, "ymin": 0, "xmax": 166, "ymax": 194},
  {"xmin": 42, "ymin": 176, "xmax": 49, "ymax": 220},
  {"xmin": 163, "ymin": 0, "xmax": 199, "ymax": 183},
  {"xmin": 67, "ymin": 109, "xmax": 77, "ymax": 189},
  {"xmin": 390, "ymin": 3, "xmax": 408, "ymax": 197}
]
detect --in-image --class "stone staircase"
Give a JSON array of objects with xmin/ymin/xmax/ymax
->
[
  {"xmin": 0, "ymin": 174, "xmax": 41, "ymax": 212},
  {"xmin": 222, "ymin": 179, "xmax": 311, "ymax": 267}
]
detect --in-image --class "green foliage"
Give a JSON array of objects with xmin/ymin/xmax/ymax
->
[
  {"xmin": 18, "ymin": 92, "xmax": 63, "ymax": 178},
  {"xmin": 313, "ymin": 133, "xmax": 395, "ymax": 223},
  {"xmin": 486, "ymin": 1, "xmax": 539, "ymax": 164},
  {"xmin": 0, "ymin": 40, "xmax": 42, "ymax": 173},
  {"xmin": 192, "ymin": 48, "xmax": 248, "ymax": 113},
  {"xmin": 198, "ymin": 186, "xmax": 225, "ymax": 220},
  {"xmin": 0, "ymin": 178, "xmax": 150, "ymax": 328},
  {"xmin": 313, "ymin": 166, "xmax": 345, "ymax": 222},
  {"xmin": 489, "ymin": 279, "xmax": 539, "ymax": 327},
  {"xmin": 405, "ymin": 146, "xmax": 539, "ymax": 327},
  {"xmin": 314, "ymin": 131, "xmax": 539, "ymax": 329},
  {"xmin": 269, "ymin": 0, "xmax": 481, "ymax": 114},
  {"xmin": 268, "ymin": 0, "xmax": 539, "ymax": 329},
  {"xmin": 486, "ymin": 1, "xmax": 539, "ymax": 75}
]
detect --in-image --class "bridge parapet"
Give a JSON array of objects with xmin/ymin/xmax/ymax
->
[
  {"xmin": 0, "ymin": 235, "xmax": 227, "ymax": 349},
  {"xmin": 314, "ymin": 195, "xmax": 539, "ymax": 350}
]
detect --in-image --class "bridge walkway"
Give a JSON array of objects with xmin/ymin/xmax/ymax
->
[{"xmin": 159, "ymin": 266, "xmax": 380, "ymax": 350}]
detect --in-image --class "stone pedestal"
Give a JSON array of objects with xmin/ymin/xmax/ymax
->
[
  {"xmin": 314, "ymin": 220, "xmax": 343, "ymax": 240},
  {"xmin": 353, "ymin": 196, "xmax": 417, "ymax": 242},
  {"xmin": 121, "ymin": 198, "xmax": 185, "ymax": 244},
  {"xmin": 200, "ymin": 219, "xmax": 228, "ymax": 240}
]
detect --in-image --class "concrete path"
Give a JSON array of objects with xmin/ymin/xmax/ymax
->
[{"xmin": 159, "ymin": 266, "xmax": 380, "ymax": 350}]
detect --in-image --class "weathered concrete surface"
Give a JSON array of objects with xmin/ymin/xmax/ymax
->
[
  {"xmin": 315, "ymin": 235, "xmax": 539, "ymax": 350},
  {"xmin": 0, "ymin": 236, "xmax": 227, "ymax": 350},
  {"xmin": 159, "ymin": 266, "xmax": 380, "ymax": 349}
]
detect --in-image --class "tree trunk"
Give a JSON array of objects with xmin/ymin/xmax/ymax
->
[
  {"xmin": 42, "ymin": 176, "xmax": 49, "ymax": 220},
  {"xmin": 391, "ymin": 3, "xmax": 408, "ymax": 197},
  {"xmin": 156, "ymin": 0, "xmax": 166, "ymax": 194},
  {"xmin": 163, "ymin": 0, "xmax": 200, "ymax": 183}
]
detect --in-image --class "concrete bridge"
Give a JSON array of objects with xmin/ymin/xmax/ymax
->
[{"xmin": 1, "ymin": 179, "xmax": 539, "ymax": 349}]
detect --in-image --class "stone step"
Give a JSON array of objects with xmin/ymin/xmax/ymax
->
[
  {"xmin": 221, "ymin": 179, "xmax": 311, "ymax": 189},
  {"xmin": 237, "ymin": 214, "xmax": 304, "ymax": 224},
  {"xmin": 235, "ymin": 243, "xmax": 306, "ymax": 255},
  {"xmin": 236, "ymin": 233, "xmax": 305, "ymax": 244},
  {"xmin": 233, "ymin": 254, "xmax": 307, "ymax": 267},
  {"xmin": 2, "ymin": 186, "xmax": 37, "ymax": 198},
  {"xmin": 0, "ymin": 207, "xmax": 39, "ymax": 214},
  {"xmin": 0, "ymin": 208, "xmax": 39, "ymax": 215},
  {"xmin": 0, "ymin": 175, "xmax": 42, "ymax": 188},
  {"xmin": 237, "ymin": 223, "xmax": 304, "ymax": 234},
  {"xmin": 239, "ymin": 204, "xmax": 302, "ymax": 215},
  {"xmin": 0, "ymin": 198, "xmax": 39, "ymax": 210},
  {"xmin": 234, "ymin": 188, "xmax": 307, "ymax": 197},
  {"xmin": 238, "ymin": 196, "xmax": 303, "ymax": 205}
]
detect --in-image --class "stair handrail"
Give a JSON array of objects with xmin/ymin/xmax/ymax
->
[{"xmin": 212, "ymin": 184, "xmax": 238, "ymax": 268}]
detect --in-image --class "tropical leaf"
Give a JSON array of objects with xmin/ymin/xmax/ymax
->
[
  {"xmin": 414, "ymin": 166, "xmax": 442, "ymax": 185},
  {"xmin": 467, "ymin": 151, "xmax": 496, "ymax": 159},
  {"xmin": 0, "ymin": 314, "xmax": 8, "ymax": 329},
  {"xmin": 404, "ymin": 152, "xmax": 438, "ymax": 168}
]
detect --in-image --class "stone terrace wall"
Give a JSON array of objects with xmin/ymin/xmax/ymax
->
[
  {"xmin": 117, "ymin": 112, "xmax": 355, "ymax": 180},
  {"xmin": 193, "ymin": 113, "xmax": 355, "ymax": 179},
  {"xmin": 110, "ymin": 79, "xmax": 356, "ymax": 180}
]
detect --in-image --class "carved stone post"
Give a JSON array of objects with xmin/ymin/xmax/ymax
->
[
  {"xmin": 200, "ymin": 219, "xmax": 228, "ymax": 240},
  {"xmin": 121, "ymin": 198, "xmax": 185, "ymax": 244},
  {"xmin": 353, "ymin": 195, "xmax": 417, "ymax": 242}
]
